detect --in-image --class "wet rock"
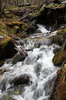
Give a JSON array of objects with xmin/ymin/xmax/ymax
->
[
  {"xmin": 51, "ymin": 35, "xmax": 64, "ymax": 46},
  {"xmin": 0, "ymin": 95, "xmax": 14, "ymax": 100},
  {"xmin": 52, "ymin": 51, "xmax": 66, "ymax": 66},
  {"xmin": 12, "ymin": 53, "xmax": 25, "ymax": 64},
  {"xmin": 53, "ymin": 47, "xmax": 61, "ymax": 53},
  {"xmin": 10, "ymin": 74, "xmax": 30, "ymax": 86}
]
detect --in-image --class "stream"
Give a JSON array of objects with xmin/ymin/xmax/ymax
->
[{"xmin": 0, "ymin": 25, "xmax": 59, "ymax": 100}]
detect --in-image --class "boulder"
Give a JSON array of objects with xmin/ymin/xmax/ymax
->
[
  {"xmin": 0, "ymin": 35, "xmax": 17, "ymax": 66},
  {"xmin": 51, "ymin": 66, "xmax": 66, "ymax": 100},
  {"xmin": 10, "ymin": 74, "xmax": 30, "ymax": 86},
  {"xmin": 0, "ymin": 96, "xmax": 14, "ymax": 100},
  {"xmin": 12, "ymin": 53, "xmax": 25, "ymax": 64},
  {"xmin": 51, "ymin": 35, "xmax": 64, "ymax": 46},
  {"xmin": 52, "ymin": 51, "xmax": 66, "ymax": 66}
]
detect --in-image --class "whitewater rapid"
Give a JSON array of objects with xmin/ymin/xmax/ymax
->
[{"xmin": 0, "ymin": 25, "xmax": 58, "ymax": 100}]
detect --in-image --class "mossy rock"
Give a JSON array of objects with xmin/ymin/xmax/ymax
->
[
  {"xmin": 0, "ymin": 35, "xmax": 11, "ymax": 47},
  {"xmin": 57, "ymin": 27, "xmax": 66, "ymax": 38},
  {"xmin": 0, "ymin": 35, "xmax": 17, "ymax": 61},
  {"xmin": 21, "ymin": 23, "xmax": 29, "ymax": 31},
  {"xmin": 0, "ymin": 21, "xmax": 8, "ymax": 34},
  {"xmin": 51, "ymin": 35, "xmax": 64, "ymax": 46},
  {"xmin": 53, "ymin": 51, "xmax": 66, "ymax": 66}
]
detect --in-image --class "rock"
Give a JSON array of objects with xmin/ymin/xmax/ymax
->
[
  {"xmin": 51, "ymin": 66, "xmax": 66, "ymax": 100},
  {"xmin": 53, "ymin": 47, "xmax": 61, "ymax": 53},
  {"xmin": 10, "ymin": 74, "xmax": 30, "ymax": 86},
  {"xmin": 51, "ymin": 35, "xmax": 64, "ymax": 46},
  {"xmin": 0, "ymin": 35, "xmax": 17, "ymax": 66},
  {"xmin": 12, "ymin": 53, "xmax": 25, "ymax": 64},
  {"xmin": 52, "ymin": 51, "xmax": 66, "ymax": 66},
  {"xmin": 0, "ymin": 96, "xmax": 14, "ymax": 100}
]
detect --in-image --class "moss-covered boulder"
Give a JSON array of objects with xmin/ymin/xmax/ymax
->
[
  {"xmin": 52, "ymin": 51, "xmax": 66, "ymax": 66},
  {"xmin": 51, "ymin": 35, "xmax": 64, "ymax": 46},
  {"xmin": 0, "ymin": 34, "xmax": 11, "ymax": 47},
  {"xmin": 0, "ymin": 35, "xmax": 17, "ymax": 64}
]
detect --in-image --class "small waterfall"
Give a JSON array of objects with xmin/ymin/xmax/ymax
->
[{"xmin": 0, "ymin": 25, "xmax": 58, "ymax": 100}]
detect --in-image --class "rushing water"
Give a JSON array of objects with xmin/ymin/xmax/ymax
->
[{"xmin": 0, "ymin": 25, "xmax": 59, "ymax": 100}]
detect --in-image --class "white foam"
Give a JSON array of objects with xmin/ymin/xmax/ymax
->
[{"xmin": 37, "ymin": 24, "xmax": 50, "ymax": 34}]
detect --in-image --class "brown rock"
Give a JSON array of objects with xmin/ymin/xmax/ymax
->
[
  {"xmin": 52, "ymin": 51, "xmax": 66, "ymax": 66},
  {"xmin": 51, "ymin": 66, "xmax": 66, "ymax": 100}
]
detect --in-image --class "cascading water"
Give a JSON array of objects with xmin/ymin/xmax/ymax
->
[{"xmin": 0, "ymin": 25, "xmax": 59, "ymax": 100}]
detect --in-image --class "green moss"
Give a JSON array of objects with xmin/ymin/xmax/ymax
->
[
  {"xmin": 5, "ymin": 5, "xmax": 19, "ymax": 11},
  {"xmin": 21, "ymin": 23, "xmax": 29, "ymax": 31},
  {"xmin": 58, "ymin": 3, "xmax": 66, "ymax": 8},
  {"xmin": 0, "ymin": 35, "xmax": 11, "ymax": 47},
  {"xmin": 8, "ymin": 28, "xmax": 16, "ymax": 35},
  {"xmin": 64, "ymin": 65, "xmax": 66, "ymax": 69},
  {"xmin": 46, "ymin": 3, "xmax": 66, "ymax": 9},
  {"xmin": 14, "ymin": 26, "xmax": 20, "ymax": 31},
  {"xmin": 29, "ymin": 5, "xmax": 39, "ymax": 8},
  {"xmin": 52, "ymin": 51, "xmax": 66, "ymax": 66},
  {"xmin": 57, "ymin": 27, "xmax": 66, "ymax": 37},
  {"xmin": 47, "ymin": 3, "xmax": 58, "ymax": 8}
]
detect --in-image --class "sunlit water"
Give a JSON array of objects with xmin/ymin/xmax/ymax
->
[{"xmin": 0, "ymin": 25, "xmax": 58, "ymax": 100}]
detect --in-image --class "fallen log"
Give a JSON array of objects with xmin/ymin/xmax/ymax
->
[{"xmin": 14, "ymin": 42, "xmax": 28, "ymax": 57}]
